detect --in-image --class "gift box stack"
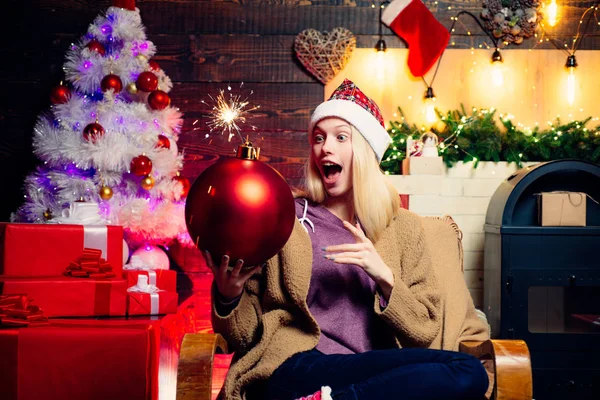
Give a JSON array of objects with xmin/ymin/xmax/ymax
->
[
  {"xmin": 0, "ymin": 221, "xmax": 182, "ymax": 400},
  {"xmin": 123, "ymin": 252, "xmax": 178, "ymax": 316},
  {"xmin": 0, "ymin": 222, "xmax": 128, "ymax": 317},
  {"xmin": 0, "ymin": 222, "xmax": 179, "ymax": 317}
]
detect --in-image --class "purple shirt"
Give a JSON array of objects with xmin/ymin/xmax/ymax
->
[{"xmin": 296, "ymin": 198, "xmax": 381, "ymax": 354}]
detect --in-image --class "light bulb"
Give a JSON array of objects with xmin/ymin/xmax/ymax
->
[
  {"xmin": 547, "ymin": 0, "xmax": 558, "ymax": 27},
  {"xmin": 565, "ymin": 55, "xmax": 577, "ymax": 106},
  {"xmin": 375, "ymin": 39, "xmax": 387, "ymax": 80},
  {"xmin": 423, "ymin": 87, "xmax": 437, "ymax": 125},
  {"xmin": 490, "ymin": 49, "xmax": 504, "ymax": 87}
]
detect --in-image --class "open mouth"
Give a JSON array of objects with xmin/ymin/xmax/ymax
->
[{"xmin": 322, "ymin": 162, "xmax": 342, "ymax": 184}]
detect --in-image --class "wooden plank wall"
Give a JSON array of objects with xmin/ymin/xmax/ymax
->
[{"xmin": 1, "ymin": 0, "xmax": 598, "ymax": 226}]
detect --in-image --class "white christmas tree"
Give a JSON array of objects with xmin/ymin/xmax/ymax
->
[{"xmin": 12, "ymin": 4, "xmax": 190, "ymax": 252}]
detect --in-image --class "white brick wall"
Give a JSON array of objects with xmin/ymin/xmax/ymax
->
[{"xmin": 387, "ymin": 161, "xmax": 538, "ymax": 308}]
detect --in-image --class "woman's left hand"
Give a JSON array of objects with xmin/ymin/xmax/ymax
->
[{"xmin": 324, "ymin": 221, "xmax": 395, "ymax": 300}]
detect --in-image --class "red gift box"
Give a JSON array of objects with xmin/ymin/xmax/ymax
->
[
  {"xmin": 127, "ymin": 291, "xmax": 178, "ymax": 316},
  {"xmin": 0, "ymin": 277, "xmax": 127, "ymax": 317},
  {"xmin": 0, "ymin": 223, "xmax": 124, "ymax": 277},
  {"xmin": 0, "ymin": 319, "xmax": 161, "ymax": 400},
  {"xmin": 124, "ymin": 269, "xmax": 177, "ymax": 292}
]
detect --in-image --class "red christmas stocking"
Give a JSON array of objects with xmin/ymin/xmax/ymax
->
[{"xmin": 382, "ymin": 0, "xmax": 450, "ymax": 77}]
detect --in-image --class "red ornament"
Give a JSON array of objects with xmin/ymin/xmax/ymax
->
[
  {"xmin": 101, "ymin": 74, "xmax": 123, "ymax": 93},
  {"xmin": 83, "ymin": 122, "xmax": 105, "ymax": 143},
  {"xmin": 148, "ymin": 90, "xmax": 170, "ymax": 110},
  {"xmin": 156, "ymin": 134, "xmax": 171, "ymax": 149},
  {"xmin": 148, "ymin": 60, "xmax": 160, "ymax": 72},
  {"xmin": 86, "ymin": 39, "xmax": 106, "ymax": 56},
  {"xmin": 136, "ymin": 71, "xmax": 158, "ymax": 92},
  {"xmin": 130, "ymin": 155, "xmax": 153, "ymax": 176},
  {"xmin": 173, "ymin": 175, "xmax": 190, "ymax": 198},
  {"xmin": 185, "ymin": 142, "xmax": 295, "ymax": 266},
  {"xmin": 113, "ymin": 0, "xmax": 136, "ymax": 10},
  {"xmin": 50, "ymin": 84, "xmax": 71, "ymax": 104}
]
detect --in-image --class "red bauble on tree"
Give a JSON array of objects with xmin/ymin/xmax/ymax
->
[
  {"xmin": 101, "ymin": 74, "xmax": 123, "ymax": 93},
  {"xmin": 156, "ymin": 134, "xmax": 171, "ymax": 149},
  {"xmin": 148, "ymin": 90, "xmax": 171, "ymax": 110},
  {"xmin": 173, "ymin": 174, "xmax": 190, "ymax": 198},
  {"xmin": 113, "ymin": 0, "xmax": 136, "ymax": 10},
  {"xmin": 136, "ymin": 71, "xmax": 158, "ymax": 92},
  {"xmin": 86, "ymin": 39, "xmax": 106, "ymax": 56},
  {"xmin": 130, "ymin": 155, "xmax": 153, "ymax": 176},
  {"xmin": 148, "ymin": 60, "xmax": 160, "ymax": 72},
  {"xmin": 148, "ymin": 90, "xmax": 170, "ymax": 110},
  {"xmin": 82, "ymin": 122, "xmax": 105, "ymax": 142},
  {"xmin": 185, "ymin": 140, "xmax": 295, "ymax": 266},
  {"xmin": 50, "ymin": 84, "xmax": 71, "ymax": 104}
]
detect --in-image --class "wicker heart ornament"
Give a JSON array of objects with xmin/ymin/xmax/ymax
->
[{"xmin": 294, "ymin": 27, "xmax": 356, "ymax": 84}]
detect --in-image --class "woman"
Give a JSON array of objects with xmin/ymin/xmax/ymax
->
[{"xmin": 206, "ymin": 79, "xmax": 489, "ymax": 400}]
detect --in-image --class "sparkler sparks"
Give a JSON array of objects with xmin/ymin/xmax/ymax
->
[{"xmin": 199, "ymin": 84, "xmax": 260, "ymax": 142}]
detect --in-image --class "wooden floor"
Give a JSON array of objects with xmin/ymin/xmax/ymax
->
[{"xmin": 185, "ymin": 272, "xmax": 232, "ymax": 400}]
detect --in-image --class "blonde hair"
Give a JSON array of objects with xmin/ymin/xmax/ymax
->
[{"xmin": 299, "ymin": 125, "xmax": 400, "ymax": 242}]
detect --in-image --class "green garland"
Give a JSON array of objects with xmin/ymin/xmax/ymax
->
[{"xmin": 381, "ymin": 105, "xmax": 600, "ymax": 174}]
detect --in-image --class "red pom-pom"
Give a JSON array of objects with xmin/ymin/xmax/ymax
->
[
  {"xmin": 156, "ymin": 134, "xmax": 171, "ymax": 149},
  {"xmin": 86, "ymin": 40, "xmax": 106, "ymax": 56},
  {"xmin": 100, "ymin": 74, "xmax": 123, "ymax": 93},
  {"xmin": 136, "ymin": 71, "xmax": 158, "ymax": 92},
  {"xmin": 173, "ymin": 175, "xmax": 190, "ymax": 198},
  {"xmin": 130, "ymin": 155, "xmax": 153, "ymax": 176},
  {"xmin": 148, "ymin": 60, "xmax": 161, "ymax": 72},
  {"xmin": 83, "ymin": 122, "xmax": 105, "ymax": 143},
  {"xmin": 148, "ymin": 90, "xmax": 170, "ymax": 110},
  {"xmin": 50, "ymin": 84, "xmax": 71, "ymax": 104}
]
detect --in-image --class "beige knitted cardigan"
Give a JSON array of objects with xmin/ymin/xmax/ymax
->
[{"xmin": 212, "ymin": 208, "xmax": 488, "ymax": 400}]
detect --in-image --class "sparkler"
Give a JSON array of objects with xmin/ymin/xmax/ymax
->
[{"xmin": 199, "ymin": 84, "xmax": 260, "ymax": 142}]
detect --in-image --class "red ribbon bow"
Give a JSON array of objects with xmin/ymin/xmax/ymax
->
[
  {"xmin": 0, "ymin": 294, "xmax": 49, "ymax": 328},
  {"xmin": 64, "ymin": 247, "xmax": 116, "ymax": 279}
]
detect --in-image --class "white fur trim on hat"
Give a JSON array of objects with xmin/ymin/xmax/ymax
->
[{"xmin": 309, "ymin": 99, "xmax": 391, "ymax": 162}]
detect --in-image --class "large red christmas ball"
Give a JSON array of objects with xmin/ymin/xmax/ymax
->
[
  {"xmin": 101, "ymin": 74, "xmax": 123, "ymax": 93},
  {"xmin": 82, "ymin": 122, "xmax": 105, "ymax": 142},
  {"xmin": 185, "ymin": 149, "xmax": 295, "ymax": 267},
  {"xmin": 86, "ymin": 39, "xmax": 106, "ymax": 56},
  {"xmin": 136, "ymin": 71, "xmax": 158, "ymax": 92},
  {"xmin": 50, "ymin": 84, "xmax": 71, "ymax": 104},
  {"xmin": 148, "ymin": 90, "xmax": 170, "ymax": 110},
  {"xmin": 130, "ymin": 155, "xmax": 153, "ymax": 176},
  {"xmin": 173, "ymin": 175, "xmax": 190, "ymax": 198}
]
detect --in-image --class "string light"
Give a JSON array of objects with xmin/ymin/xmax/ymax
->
[
  {"xmin": 374, "ymin": 1, "xmax": 389, "ymax": 78},
  {"xmin": 565, "ymin": 55, "xmax": 577, "ymax": 106},
  {"xmin": 375, "ymin": 2, "xmax": 389, "ymax": 55},
  {"xmin": 490, "ymin": 48, "xmax": 504, "ymax": 87},
  {"xmin": 423, "ymin": 87, "xmax": 437, "ymax": 126}
]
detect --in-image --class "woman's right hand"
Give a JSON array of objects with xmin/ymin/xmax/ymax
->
[{"xmin": 203, "ymin": 251, "xmax": 261, "ymax": 302}]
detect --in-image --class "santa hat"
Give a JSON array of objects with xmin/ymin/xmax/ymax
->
[
  {"xmin": 309, "ymin": 79, "xmax": 391, "ymax": 162},
  {"xmin": 382, "ymin": 0, "xmax": 450, "ymax": 77}
]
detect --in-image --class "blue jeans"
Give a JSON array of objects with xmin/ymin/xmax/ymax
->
[{"xmin": 264, "ymin": 348, "xmax": 489, "ymax": 400}]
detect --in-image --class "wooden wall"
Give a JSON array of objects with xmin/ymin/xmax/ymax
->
[{"xmin": 1, "ymin": 0, "xmax": 599, "ymax": 223}]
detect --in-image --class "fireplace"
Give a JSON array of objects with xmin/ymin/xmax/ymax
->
[{"xmin": 484, "ymin": 159, "xmax": 600, "ymax": 400}]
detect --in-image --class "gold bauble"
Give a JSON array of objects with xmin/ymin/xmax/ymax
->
[
  {"xmin": 136, "ymin": 54, "xmax": 148, "ymax": 62},
  {"xmin": 126, "ymin": 82, "xmax": 138, "ymax": 94},
  {"xmin": 140, "ymin": 175, "xmax": 155, "ymax": 190},
  {"xmin": 99, "ymin": 185, "xmax": 114, "ymax": 200},
  {"xmin": 43, "ymin": 209, "xmax": 53, "ymax": 220}
]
